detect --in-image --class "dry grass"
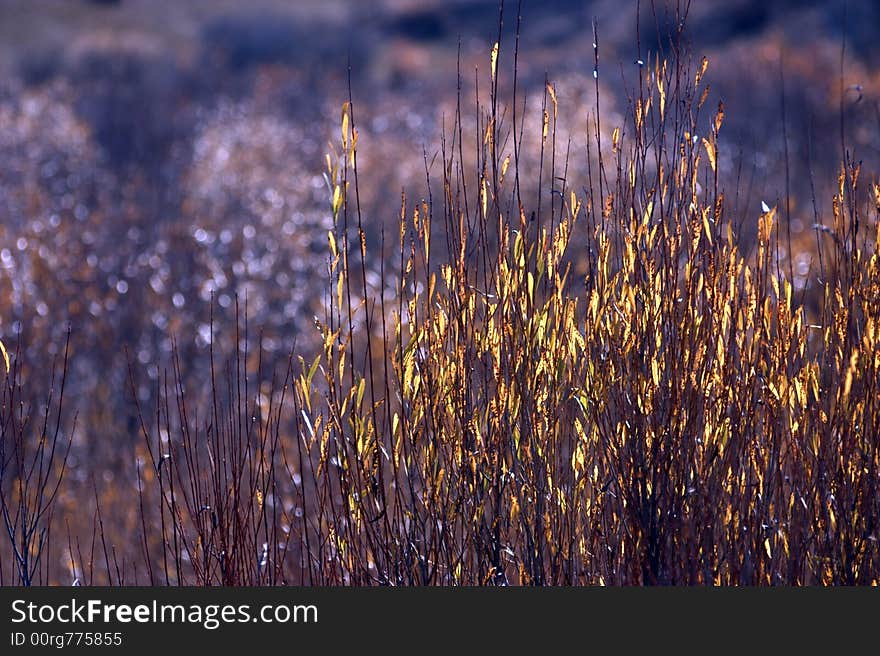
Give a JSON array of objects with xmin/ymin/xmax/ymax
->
[{"xmin": 2, "ymin": 4, "xmax": 880, "ymax": 585}]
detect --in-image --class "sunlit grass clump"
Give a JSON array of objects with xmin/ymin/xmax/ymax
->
[{"xmin": 277, "ymin": 42, "xmax": 880, "ymax": 584}]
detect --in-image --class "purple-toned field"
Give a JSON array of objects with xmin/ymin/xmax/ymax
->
[{"xmin": 1, "ymin": 0, "xmax": 879, "ymax": 585}]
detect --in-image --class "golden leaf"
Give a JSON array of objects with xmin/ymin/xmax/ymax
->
[
  {"xmin": 341, "ymin": 103, "xmax": 350, "ymax": 149},
  {"xmin": 702, "ymin": 137, "xmax": 716, "ymax": 173},
  {"xmin": 332, "ymin": 184, "xmax": 343, "ymax": 215},
  {"xmin": 702, "ymin": 208, "xmax": 713, "ymax": 246},
  {"xmin": 328, "ymin": 230, "xmax": 337, "ymax": 258},
  {"xmin": 500, "ymin": 155, "xmax": 510, "ymax": 184},
  {"xmin": 546, "ymin": 82, "xmax": 558, "ymax": 119},
  {"xmin": 714, "ymin": 101, "xmax": 725, "ymax": 134},
  {"xmin": 696, "ymin": 56, "xmax": 709, "ymax": 86}
]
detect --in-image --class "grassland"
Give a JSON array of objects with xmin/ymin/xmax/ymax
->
[{"xmin": 2, "ymin": 2, "xmax": 879, "ymax": 585}]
